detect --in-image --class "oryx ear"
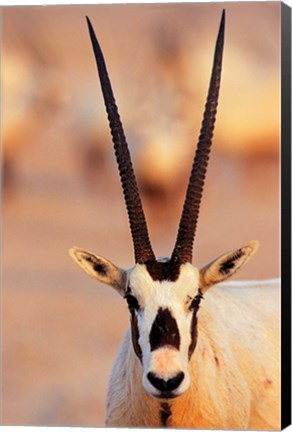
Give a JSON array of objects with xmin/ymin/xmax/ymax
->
[
  {"xmin": 199, "ymin": 241, "xmax": 259, "ymax": 293},
  {"xmin": 69, "ymin": 247, "xmax": 127, "ymax": 296}
]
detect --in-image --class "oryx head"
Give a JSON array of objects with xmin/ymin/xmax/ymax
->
[{"xmin": 70, "ymin": 11, "xmax": 259, "ymax": 400}]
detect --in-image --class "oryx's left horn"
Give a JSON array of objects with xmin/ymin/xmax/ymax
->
[
  {"xmin": 171, "ymin": 10, "xmax": 225, "ymax": 264},
  {"xmin": 86, "ymin": 17, "xmax": 156, "ymax": 264}
]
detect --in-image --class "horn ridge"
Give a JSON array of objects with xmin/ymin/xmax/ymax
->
[
  {"xmin": 86, "ymin": 17, "xmax": 156, "ymax": 264},
  {"xmin": 172, "ymin": 10, "xmax": 225, "ymax": 264}
]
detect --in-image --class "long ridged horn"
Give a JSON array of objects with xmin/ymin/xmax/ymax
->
[
  {"xmin": 86, "ymin": 17, "xmax": 155, "ymax": 264},
  {"xmin": 171, "ymin": 10, "xmax": 225, "ymax": 264}
]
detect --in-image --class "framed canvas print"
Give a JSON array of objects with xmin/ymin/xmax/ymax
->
[{"xmin": 1, "ymin": 1, "xmax": 291, "ymax": 430}]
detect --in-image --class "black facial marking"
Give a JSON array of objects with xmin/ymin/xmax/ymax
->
[
  {"xmin": 149, "ymin": 308, "xmax": 180, "ymax": 351},
  {"xmin": 85, "ymin": 256, "xmax": 107, "ymax": 275},
  {"xmin": 188, "ymin": 290, "xmax": 203, "ymax": 358},
  {"xmin": 126, "ymin": 290, "xmax": 142, "ymax": 361},
  {"xmin": 219, "ymin": 250, "xmax": 244, "ymax": 275},
  {"xmin": 125, "ymin": 294, "xmax": 140, "ymax": 311},
  {"xmin": 130, "ymin": 312, "xmax": 142, "ymax": 362},
  {"xmin": 188, "ymin": 310, "xmax": 198, "ymax": 359},
  {"xmin": 189, "ymin": 289, "xmax": 203, "ymax": 310},
  {"xmin": 145, "ymin": 259, "xmax": 181, "ymax": 282},
  {"xmin": 160, "ymin": 402, "xmax": 171, "ymax": 426}
]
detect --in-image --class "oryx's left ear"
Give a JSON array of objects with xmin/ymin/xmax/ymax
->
[
  {"xmin": 69, "ymin": 247, "xmax": 127, "ymax": 296},
  {"xmin": 199, "ymin": 241, "xmax": 259, "ymax": 293}
]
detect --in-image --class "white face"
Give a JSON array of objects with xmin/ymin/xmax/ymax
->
[
  {"xmin": 69, "ymin": 241, "xmax": 258, "ymax": 400},
  {"xmin": 126, "ymin": 261, "xmax": 202, "ymax": 399}
]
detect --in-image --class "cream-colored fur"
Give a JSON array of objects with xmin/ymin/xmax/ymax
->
[
  {"xmin": 69, "ymin": 244, "xmax": 280, "ymax": 428},
  {"xmin": 106, "ymin": 279, "xmax": 280, "ymax": 429}
]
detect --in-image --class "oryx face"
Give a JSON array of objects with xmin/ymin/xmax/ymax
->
[
  {"xmin": 70, "ymin": 242, "xmax": 258, "ymax": 399},
  {"xmin": 69, "ymin": 11, "xmax": 259, "ymax": 400},
  {"xmin": 127, "ymin": 261, "xmax": 200, "ymax": 398}
]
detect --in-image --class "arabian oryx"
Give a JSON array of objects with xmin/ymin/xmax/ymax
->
[{"xmin": 69, "ymin": 11, "xmax": 280, "ymax": 429}]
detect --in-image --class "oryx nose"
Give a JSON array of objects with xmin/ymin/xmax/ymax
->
[{"xmin": 147, "ymin": 371, "xmax": 184, "ymax": 392}]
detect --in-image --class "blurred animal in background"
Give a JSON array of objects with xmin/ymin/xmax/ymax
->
[{"xmin": 69, "ymin": 11, "xmax": 280, "ymax": 429}]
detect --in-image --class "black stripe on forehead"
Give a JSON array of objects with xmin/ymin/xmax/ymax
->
[
  {"xmin": 145, "ymin": 259, "xmax": 181, "ymax": 282},
  {"xmin": 149, "ymin": 307, "xmax": 180, "ymax": 351}
]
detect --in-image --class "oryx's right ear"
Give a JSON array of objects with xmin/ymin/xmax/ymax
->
[
  {"xmin": 69, "ymin": 247, "xmax": 127, "ymax": 296},
  {"xmin": 199, "ymin": 241, "xmax": 259, "ymax": 293}
]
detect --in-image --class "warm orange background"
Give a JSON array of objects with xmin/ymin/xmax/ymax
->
[{"xmin": 2, "ymin": 3, "xmax": 280, "ymax": 426}]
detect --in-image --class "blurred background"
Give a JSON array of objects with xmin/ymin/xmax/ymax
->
[{"xmin": 2, "ymin": 2, "xmax": 280, "ymax": 427}]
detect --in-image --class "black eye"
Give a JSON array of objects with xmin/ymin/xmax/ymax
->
[
  {"xmin": 189, "ymin": 293, "xmax": 203, "ymax": 310},
  {"xmin": 125, "ymin": 294, "xmax": 139, "ymax": 311}
]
